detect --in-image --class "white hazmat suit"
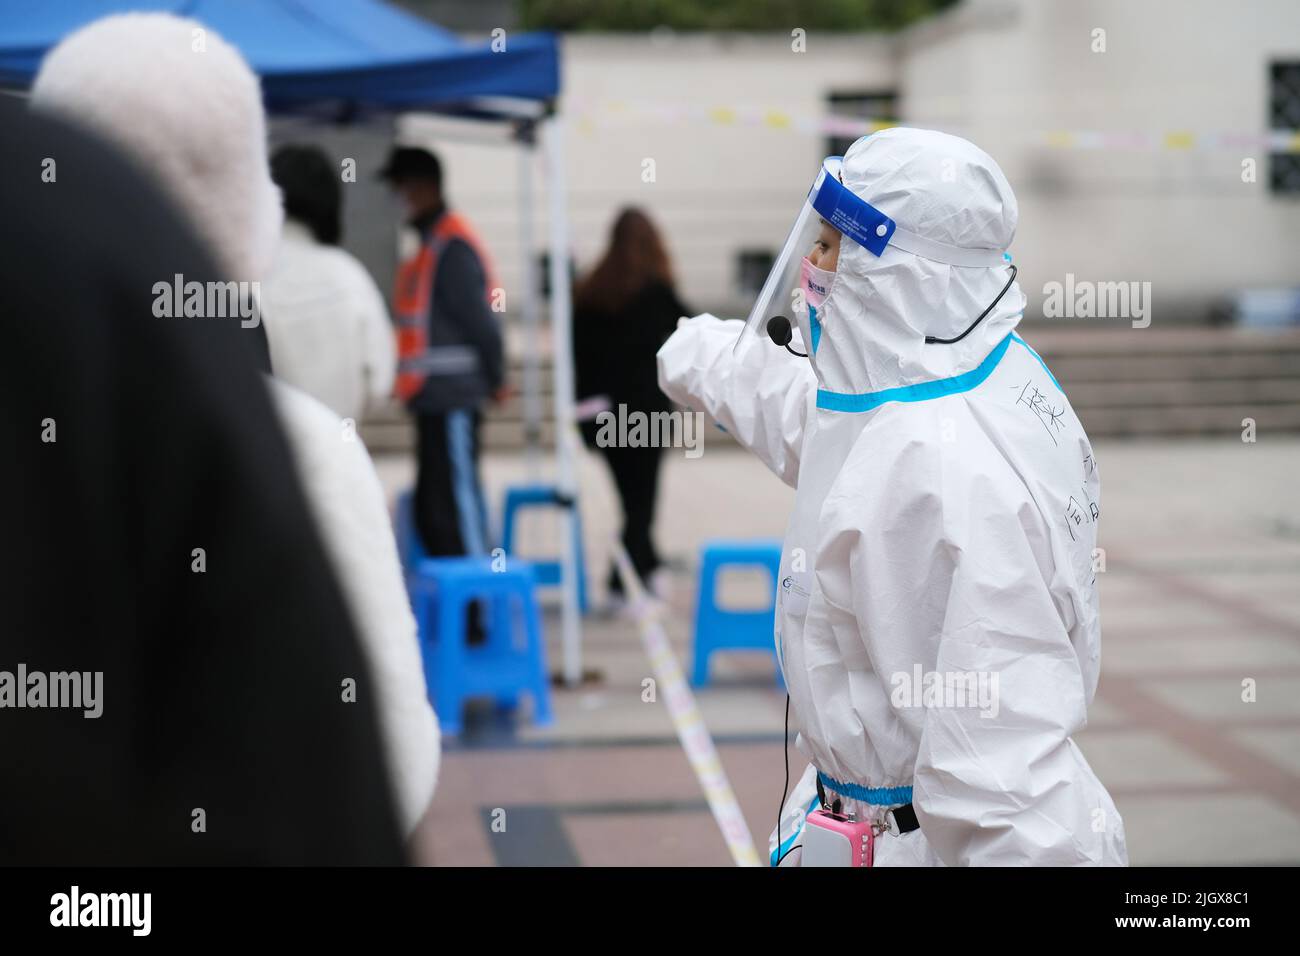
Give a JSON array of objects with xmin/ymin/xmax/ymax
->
[{"xmin": 658, "ymin": 128, "xmax": 1127, "ymax": 866}]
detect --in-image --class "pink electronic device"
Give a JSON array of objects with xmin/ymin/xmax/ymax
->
[{"xmin": 801, "ymin": 809, "xmax": 875, "ymax": 867}]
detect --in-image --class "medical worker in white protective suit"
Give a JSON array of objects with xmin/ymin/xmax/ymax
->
[{"xmin": 658, "ymin": 128, "xmax": 1128, "ymax": 866}]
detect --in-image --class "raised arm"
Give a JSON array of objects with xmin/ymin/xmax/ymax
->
[{"xmin": 657, "ymin": 314, "xmax": 815, "ymax": 487}]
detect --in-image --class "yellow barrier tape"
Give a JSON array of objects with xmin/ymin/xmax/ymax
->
[{"xmin": 612, "ymin": 538, "xmax": 761, "ymax": 867}]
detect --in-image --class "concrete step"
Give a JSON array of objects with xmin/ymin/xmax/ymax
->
[
  {"xmin": 1020, "ymin": 327, "xmax": 1300, "ymax": 436},
  {"xmin": 1068, "ymin": 403, "xmax": 1300, "ymax": 437},
  {"xmin": 1066, "ymin": 377, "xmax": 1300, "ymax": 407},
  {"xmin": 1050, "ymin": 352, "xmax": 1300, "ymax": 383}
]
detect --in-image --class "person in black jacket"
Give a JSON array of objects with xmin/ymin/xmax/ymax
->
[{"xmin": 574, "ymin": 208, "xmax": 691, "ymax": 600}]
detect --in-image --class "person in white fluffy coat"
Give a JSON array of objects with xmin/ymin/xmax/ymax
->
[{"xmin": 30, "ymin": 12, "xmax": 439, "ymax": 835}]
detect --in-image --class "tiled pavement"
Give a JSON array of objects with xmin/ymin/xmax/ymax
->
[{"xmin": 377, "ymin": 437, "xmax": 1300, "ymax": 866}]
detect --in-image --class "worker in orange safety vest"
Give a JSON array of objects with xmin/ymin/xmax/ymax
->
[{"xmin": 380, "ymin": 146, "xmax": 508, "ymax": 579}]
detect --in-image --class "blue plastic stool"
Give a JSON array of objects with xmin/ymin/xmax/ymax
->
[
  {"xmin": 395, "ymin": 488, "xmax": 494, "ymax": 569},
  {"xmin": 407, "ymin": 557, "xmax": 553, "ymax": 736},
  {"xmin": 500, "ymin": 483, "xmax": 588, "ymax": 613},
  {"xmin": 691, "ymin": 539, "xmax": 784, "ymax": 687}
]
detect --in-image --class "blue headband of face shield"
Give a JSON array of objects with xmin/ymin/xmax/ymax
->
[
  {"xmin": 808, "ymin": 161, "xmax": 895, "ymax": 256},
  {"xmin": 811, "ymin": 157, "xmax": 1007, "ymax": 268}
]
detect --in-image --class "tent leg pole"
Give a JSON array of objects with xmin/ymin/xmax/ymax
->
[
  {"xmin": 546, "ymin": 114, "xmax": 582, "ymax": 688},
  {"xmin": 517, "ymin": 136, "xmax": 542, "ymax": 479}
]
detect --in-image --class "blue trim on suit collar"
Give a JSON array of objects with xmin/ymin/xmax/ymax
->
[
  {"xmin": 1010, "ymin": 333, "xmax": 1061, "ymax": 390},
  {"xmin": 815, "ymin": 332, "xmax": 1013, "ymax": 413}
]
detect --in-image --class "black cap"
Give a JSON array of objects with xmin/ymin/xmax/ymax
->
[{"xmin": 377, "ymin": 146, "xmax": 442, "ymax": 186}]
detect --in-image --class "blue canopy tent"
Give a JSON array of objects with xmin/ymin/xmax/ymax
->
[
  {"xmin": 0, "ymin": 0, "xmax": 585, "ymax": 683},
  {"xmin": 0, "ymin": 0, "xmax": 559, "ymax": 114}
]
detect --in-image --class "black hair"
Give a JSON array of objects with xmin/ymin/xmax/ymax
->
[
  {"xmin": 379, "ymin": 146, "xmax": 443, "ymax": 189},
  {"xmin": 270, "ymin": 144, "xmax": 342, "ymax": 246}
]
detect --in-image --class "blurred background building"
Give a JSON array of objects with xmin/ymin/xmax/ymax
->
[
  {"xmin": 341, "ymin": 0, "xmax": 1300, "ymax": 450},
  {"xmin": 344, "ymin": 0, "xmax": 1300, "ymax": 323}
]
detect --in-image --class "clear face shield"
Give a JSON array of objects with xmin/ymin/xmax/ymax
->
[
  {"xmin": 735, "ymin": 154, "xmax": 1011, "ymax": 360},
  {"xmin": 735, "ymin": 157, "xmax": 898, "ymax": 359}
]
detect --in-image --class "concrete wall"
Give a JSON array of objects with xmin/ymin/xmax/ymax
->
[
  {"xmin": 900, "ymin": 0, "xmax": 1300, "ymax": 323},
  {"xmin": 276, "ymin": 1, "xmax": 1300, "ymax": 329},
  {"xmin": 390, "ymin": 31, "xmax": 896, "ymax": 319}
]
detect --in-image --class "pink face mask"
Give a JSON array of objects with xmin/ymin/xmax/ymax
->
[{"xmin": 801, "ymin": 256, "xmax": 835, "ymax": 309}]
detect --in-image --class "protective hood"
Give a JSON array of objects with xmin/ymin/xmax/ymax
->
[
  {"xmin": 31, "ymin": 13, "xmax": 283, "ymax": 283},
  {"xmin": 810, "ymin": 128, "xmax": 1026, "ymax": 398}
]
